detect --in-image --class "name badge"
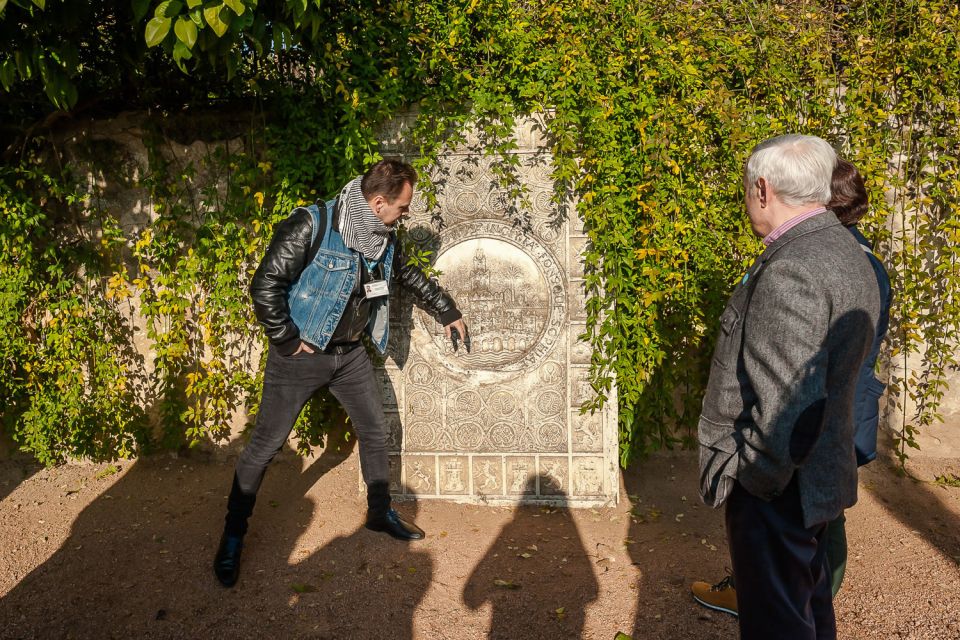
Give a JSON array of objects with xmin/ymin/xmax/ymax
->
[{"xmin": 363, "ymin": 280, "xmax": 389, "ymax": 299}]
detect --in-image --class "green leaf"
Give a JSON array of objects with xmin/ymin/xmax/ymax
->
[
  {"xmin": 223, "ymin": 0, "xmax": 244, "ymax": 16},
  {"xmin": 172, "ymin": 39, "xmax": 193, "ymax": 72},
  {"xmin": 0, "ymin": 0, "xmax": 9, "ymax": 14},
  {"xmin": 13, "ymin": 51, "xmax": 29, "ymax": 78},
  {"xmin": 145, "ymin": 16, "xmax": 172, "ymax": 47},
  {"xmin": 493, "ymin": 578, "xmax": 520, "ymax": 589},
  {"xmin": 154, "ymin": 0, "xmax": 183, "ymax": 18},
  {"xmin": 0, "ymin": 59, "xmax": 15, "ymax": 90},
  {"xmin": 186, "ymin": 0, "xmax": 201, "ymax": 7},
  {"xmin": 30, "ymin": 0, "xmax": 43, "ymax": 9},
  {"xmin": 203, "ymin": 5, "xmax": 228, "ymax": 37},
  {"xmin": 62, "ymin": 80, "xmax": 78, "ymax": 108},
  {"xmin": 174, "ymin": 16, "xmax": 198, "ymax": 49},
  {"xmin": 131, "ymin": 0, "xmax": 151, "ymax": 22}
]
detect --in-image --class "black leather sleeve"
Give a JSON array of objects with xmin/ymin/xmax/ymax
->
[
  {"xmin": 250, "ymin": 208, "xmax": 314, "ymax": 355},
  {"xmin": 392, "ymin": 240, "xmax": 462, "ymax": 325}
]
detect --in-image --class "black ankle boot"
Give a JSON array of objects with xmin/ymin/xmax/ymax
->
[
  {"xmin": 214, "ymin": 474, "xmax": 256, "ymax": 587},
  {"xmin": 214, "ymin": 532, "xmax": 244, "ymax": 587},
  {"xmin": 364, "ymin": 481, "xmax": 425, "ymax": 541}
]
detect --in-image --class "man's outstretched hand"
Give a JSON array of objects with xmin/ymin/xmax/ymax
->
[{"xmin": 444, "ymin": 318, "xmax": 470, "ymax": 353}]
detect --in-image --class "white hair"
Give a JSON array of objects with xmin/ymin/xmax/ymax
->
[{"xmin": 745, "ymin": 134, "xmax": 837, "ymax": 206}]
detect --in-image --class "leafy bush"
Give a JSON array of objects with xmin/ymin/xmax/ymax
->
[{"xmin": 1, "ymin": 0, "xmax": 957, "ymax": 466}]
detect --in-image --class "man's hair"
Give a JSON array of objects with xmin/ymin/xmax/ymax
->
[
  {"xmin": 745, "ymin": 134, "xmax": 837, "ymax": 206},
  {"xmin": 361, "ymin": 159, "xmax": 418, "ymax": 201},
  {"xmin": 829, "ymin": 158, "xmax": 869, "ymax": 226}
]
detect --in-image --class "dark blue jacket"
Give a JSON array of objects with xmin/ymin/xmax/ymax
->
[{"xmin": 849, "ymin": 225, "xmax": 892, "ymax": 466}]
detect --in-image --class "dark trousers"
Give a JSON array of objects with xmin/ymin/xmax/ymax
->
[
  {"xmin": 234, "ymin": 345, "xmax": 390, "ymax": 496},
  {"xmin": 726, "ymin": 479, "xmax": 836, "ymax": 640},
  {"xmin": 824, "ymin": 513, "xmax": 847, "ymax": 596}
]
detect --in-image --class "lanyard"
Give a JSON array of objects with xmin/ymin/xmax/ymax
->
[{"xmin": 362, "ymin": 256, "xmax": 381, "ymax": 275}]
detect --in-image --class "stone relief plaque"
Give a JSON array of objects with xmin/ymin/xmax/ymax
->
[
  {"xmin": 376, "ymin": 116, "xmax": 618, "ymax": 506},
  {"xmin": 472, "ymin": 456, "xmax": 504, "ymax": 496}
]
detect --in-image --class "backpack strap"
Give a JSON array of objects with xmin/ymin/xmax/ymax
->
[{"xmin": 303, "ymin": 202, "xmax": 330, "ymax": 265}]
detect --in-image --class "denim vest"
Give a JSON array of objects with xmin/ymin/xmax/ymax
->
[{"xmin": 287, "ymin": 200, "xmax": 396, "ymax": 354}]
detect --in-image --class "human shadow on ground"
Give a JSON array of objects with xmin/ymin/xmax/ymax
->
[
  {"xmin": 860, "ymin": 448, "xmax": 960, "ymax": 565},
  {"xmin": 463, "ymin": 477, "xmax": 599, "ymax": 639},
  {"xmin": 621, "ymin": 459, "xmax": 737, "ymax": 640},
  {"xmin": 277, "ymin": 485, "xmax": 432, "ymax": 639},
  {"xmin": 0, "ymin": 428, "xmax": 356, "ymax": 638}
]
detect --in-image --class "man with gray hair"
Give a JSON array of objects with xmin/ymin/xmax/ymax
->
[{"xmin": 697, "ymin": 134, "xmax": 880, "ymax": 638}]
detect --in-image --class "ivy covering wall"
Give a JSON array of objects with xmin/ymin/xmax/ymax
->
[{"xmin": 1, "ymin": 0, "xmax": 957, "ymax": 467}]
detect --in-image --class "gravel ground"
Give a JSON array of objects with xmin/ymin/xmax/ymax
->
[{"xmin": 0, "ymin": 447, "xmax": 957, "ymax": 639}]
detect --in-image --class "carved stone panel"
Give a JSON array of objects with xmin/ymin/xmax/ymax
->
[{"xmin": 378, "ymin": 116, "xmax": 618, "ymax": 506}]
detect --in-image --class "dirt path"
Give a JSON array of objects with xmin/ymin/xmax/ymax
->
[{"xmin": 0, "ymin": 448, "xmax": 957, "ymax": 639}]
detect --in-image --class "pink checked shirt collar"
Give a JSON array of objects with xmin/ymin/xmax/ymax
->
[{"xmin": 762, "ymin": 207, "xmax": 828, "ymax": 246}]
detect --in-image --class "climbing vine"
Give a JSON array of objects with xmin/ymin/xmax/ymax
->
[{"xmin": 1, "ymin": 0, "xmax": 957, "ymax": 466}]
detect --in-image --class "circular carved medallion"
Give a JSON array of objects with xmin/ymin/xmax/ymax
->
[
  {"xmin": 534, "ymin": 390, "xmax": 564, "ymax": 416},
  {"xmin": 415, "ymin": 220, "xmax": 566, "ymax": 375},
  {"xmin": 406, "ymin": 422, "xmax": 436, "ymax": 449},
  {"xmin": 454, "ymin": 421, "xmax": 485, "ymax": 449},
  {"xmin": 451, "ymin": 390, "xmax": 483, "ymax": 417},
  {"xmin": 488, "ymin": 421, "xmax": 518, "ymax": 450},
  {"xmin": 488, "ymin": 390, "xmax": 519, "ymax": 416},
  {"xmin": 407, "ymin": 391, "xmax": 436, "ymax": 417},
  {"xmin": 537, "ymin": 422, "xmax": 566, "ymax": 449}
]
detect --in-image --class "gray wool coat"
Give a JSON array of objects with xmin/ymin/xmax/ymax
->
[{"xmin": 698, "ymin": 211, "xmax": 881, "ymax": 528}]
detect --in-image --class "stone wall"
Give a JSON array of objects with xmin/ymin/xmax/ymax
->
[{"xmin": 48, "ymin": 111, "xmax": 958, "ymax": 489}]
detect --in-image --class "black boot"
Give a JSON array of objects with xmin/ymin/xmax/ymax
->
[
  {"xmin": 213, "ymin": 532, "xmax": 243, "ymax": 587},
  {"xmin": 364, "ymin": 481, "xmax": 424, "ymax": 541},
  {"xmin": 213, "ymin": 473, "xmax": 256, "ymax": 587}
]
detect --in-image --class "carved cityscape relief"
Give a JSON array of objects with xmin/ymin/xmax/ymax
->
[{"xmin": 377, "ymin": 116, "xmax": 618, "ymax": 505}]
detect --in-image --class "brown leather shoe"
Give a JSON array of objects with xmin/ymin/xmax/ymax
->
[{"xmin": 691, "ymin": 575, "xmax": 738, "ymax": 616}]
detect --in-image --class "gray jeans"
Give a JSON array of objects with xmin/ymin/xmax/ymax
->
[{"xmin": 235, "ymin": 344, "xmax": 390, "ymax": 495}]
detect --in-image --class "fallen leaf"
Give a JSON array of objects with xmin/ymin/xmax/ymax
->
[
  {"xmin": 291, "ymin": 583, "xmax": 317, "ymax": 593},
  {"xmin": 493, "ymin": 579, "xmax": 520, "ymax": 589}
]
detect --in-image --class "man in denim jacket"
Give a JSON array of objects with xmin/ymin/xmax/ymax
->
[
  {"xmin": 213, "ymin": 159, "xmax": 467, "ymax": 587},
  {"xmin": 697, "ymin": 135, "xmax": 879, "ymax": 639}
]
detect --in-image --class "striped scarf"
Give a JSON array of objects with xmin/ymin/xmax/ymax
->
[{"xmin": 335, "ymin": 177, "xmax": 392, "ymax": 260}]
